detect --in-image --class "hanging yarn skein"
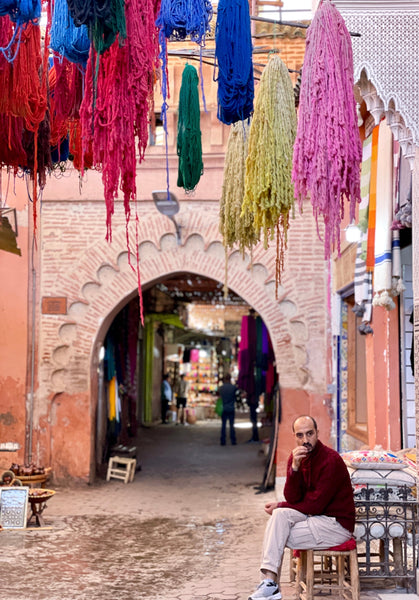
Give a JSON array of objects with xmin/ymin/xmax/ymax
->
[
  {"xmin": 80, "ymin": 0, "xmax": 160, "ymax": 323},
  {"xmin": 215, "ymin": 0, "xmax": 254, "ymax": 125},
  {"xmin": 177, "ymin": 63, "xmax": 203, "ymax": 193},
  {"xmin": 156, "ymin": 0, "xmax": 212, "ymax": 198},
  {"xmin": 242, "ymin": 55, "xmax": 297, "ymax": 287},
  {"xmin": 292, "ymin": 0, "xmax": 362, "ymax": 259},
  {"xmin": 50, "ymin": 0, "xmax": 90, "ymax": 65},
  {"xmin": 66, "ymin": 0, "xmax": 126, "ymax": 55},
  {"xmin": 219, "ymin": 119, "xmax": 257, "ymax": 255},
  {"xmin": 156, "ymin": 0, "xmax": 212, "ymax": 43}
]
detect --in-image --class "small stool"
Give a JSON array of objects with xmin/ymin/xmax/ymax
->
[
  {"xmin": 106, "ymin": 456, "xmax": 136, "ymax": 484},
  {"xmin": 295, "ymin": 538, "xmax": 359, "ymax": 600}
]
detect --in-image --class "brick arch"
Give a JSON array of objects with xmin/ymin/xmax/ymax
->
[{"xmin": 38, "ymin": 208, "xmax": 326, "ymax": 481}]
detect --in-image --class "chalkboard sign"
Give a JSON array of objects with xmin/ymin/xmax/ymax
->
[{"xmin": 0, "ymin": 486, "xmax": 29, "ymax": 529}]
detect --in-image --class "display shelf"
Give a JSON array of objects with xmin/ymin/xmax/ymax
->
[{"xmin": 185, "ymin": 350, "xmax": 219, "ymax": 413}]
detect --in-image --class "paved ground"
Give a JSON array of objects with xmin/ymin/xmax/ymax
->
[{"xmin": 0, "ymin": 416, "xmax": 417, "ymax": 600}]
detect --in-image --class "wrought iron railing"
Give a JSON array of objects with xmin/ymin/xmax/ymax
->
[{"xmin": 354, "ymin": 484, "xmax": 418, "ymax": 593}]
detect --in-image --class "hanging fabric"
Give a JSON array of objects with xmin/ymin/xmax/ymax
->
[
  {"xmin": 215, "ymin": 0, "xmax": 254, "ymax": 125},
  {"xmin": 177, "ymin": 63, "xmax": 203, "ymax": 192},
  {"xmin": 372, "ymin": 120, "xmax": 394, "ymax": 310},
  {"xmin": 219, "ymin": 119, "xmax": 257, "ymax": 255},
  {"xmin": 353, "ymin": 133, "xmax": 372, "ymax": 320},
  {"xmin": 242, "ymin": 55, "xmax": 297, "ymax": 290},
  {"xmin": 292, "ymin": 0, "xmax": 362, "ymax": 259}
]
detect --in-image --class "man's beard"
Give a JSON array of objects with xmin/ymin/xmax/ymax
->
[{"xmin": 303, "ymin": 442, "xmax": 313, "ymax": 451}]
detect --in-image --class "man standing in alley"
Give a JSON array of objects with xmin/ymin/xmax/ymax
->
[
  {"xmin": 161, "ymin": 373, "xmax": 172, "ymax": 424},
  {"xmin": 218, "ymin": 373, "xmax": 238, "ymax": 446},
  {"xmin": 248, "ymin": 415, "xmax": 355, "ymax": 600},
  {"xmin": 174, "ymin": 373, "xmax": 189, "ymax": 425}
]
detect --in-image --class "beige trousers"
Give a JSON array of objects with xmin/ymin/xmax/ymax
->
[{"xmin": 260, "ymin": 507, "xmax": 352, "ymax": 576}]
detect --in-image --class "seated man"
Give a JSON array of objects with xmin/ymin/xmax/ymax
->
[{"xmin": 249, "ymin": 415, "xmax": 355, "ymax": 600}]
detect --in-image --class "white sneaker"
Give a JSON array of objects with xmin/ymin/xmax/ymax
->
[{"xmin": 248, "ymin": 579, "xmax": 282, "ymax": 600}]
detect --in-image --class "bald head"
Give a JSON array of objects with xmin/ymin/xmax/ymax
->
[
  {"xmin": 292, "ymin": 415, "xmax": 318, "ymax": 432},
  {"xmin": 292, "ymin": 416, "xmax": 319, "ymax": 453}
]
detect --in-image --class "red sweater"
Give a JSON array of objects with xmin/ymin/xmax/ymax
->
[{"xmin": 278, "ymin": 440, "xmax": 355, "ymax": 533}]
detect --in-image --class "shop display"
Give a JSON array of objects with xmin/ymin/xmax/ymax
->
[{"xmin": 185, "ymin": 349, "xmax": 219, "ymax": 419}]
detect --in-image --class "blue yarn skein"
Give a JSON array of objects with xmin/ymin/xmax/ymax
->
[
  {"xmin": 156, "ymin": 0, "xmax": 212, "ymax": 44},
  {"xmin": 0, "ymin": 0, "xmax": 40, "ymax": 21},
  {"xmin": 215, "ymin": 0, "xmax": 254, "ymax": 125},
  {"xmin": 50, "ymin": 0, "xmax": 90, "ymax": 65}
]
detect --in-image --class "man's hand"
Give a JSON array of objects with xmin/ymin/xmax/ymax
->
[
  {"xmin": 264, "ymin": 501, "xmax": 278, "ymax": 515},
  {"xmin": 291, "ymin": 445, "xmax": 309, "ymax": 471}
]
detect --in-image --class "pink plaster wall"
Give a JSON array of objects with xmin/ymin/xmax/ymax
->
[{"xmin": 0, "ymin": 203, "xmax": 30, "ymax": 470}]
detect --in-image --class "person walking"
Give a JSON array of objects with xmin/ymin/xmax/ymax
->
[
  {"xmin": 161, "ymin": 373, "xmax": 172, "ymax": 424},
  {"xmin": 218, "ymin": 374, "xmax": 238, "ymax": 446},
  {"xmin": 174, "ymin": 373, "xmax": 189, "ymax": 425}
]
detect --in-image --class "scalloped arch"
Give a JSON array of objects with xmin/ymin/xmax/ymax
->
[{"xmin": 42, "ymin": 217, "xmax": 317, "ymax": 399}]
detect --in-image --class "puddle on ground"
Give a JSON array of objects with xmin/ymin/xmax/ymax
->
[{"xmin": 0, "ymin": 515, "xmax": 232, "ymax": 600}]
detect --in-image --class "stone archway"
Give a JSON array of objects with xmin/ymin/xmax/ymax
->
[{"xmin": 36, "ymin": 203, "xmax": 329, "ymax": 482}]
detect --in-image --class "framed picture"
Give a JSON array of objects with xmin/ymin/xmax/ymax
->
[{"xmin": 0, "ymin": 486, "xmax": 29, "ymax": 529}]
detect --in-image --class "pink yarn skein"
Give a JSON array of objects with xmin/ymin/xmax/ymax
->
[{"xmin": 292, "ymin": 0, "xmax": 362, "ymax": 259}]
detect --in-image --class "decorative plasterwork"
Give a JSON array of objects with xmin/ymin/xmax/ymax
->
[{"xmin": 334, "ymin": 2, "xmax": 419, "ymax": 157}]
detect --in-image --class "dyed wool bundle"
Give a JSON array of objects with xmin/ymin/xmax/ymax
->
[
  {"xmin": 156, "ymin": 0, "xmax": 212, "ymax": 43},
  {"xmin": 50, "ymin": 0, "xmax": 90, "ymax": 65},
  {"xmin": 0, "ymin": 0, "xmax": 40, "ymax": 22},
  {"xmin": 215, "ymin": 0, "xmax": 254, "ymax": 125},
  {"xmin": 66, "ymin": 0, "xmax": 126, "ymax": 55},
  {"xmin": 242, "ymin": 55, "xmax": 297, "ymax": 285},
  {"xmin": 177, "ymin": 63, "xmax": 203, "ymax": 192},
  {"xmin": 292, "ymin": 0, "xmax": 362, "ymax": 259},
  {"xmin": 0, "ymin": 114, "xmax": 27, "ymax": 169},
  {"xmin": 219, "ymin": 119, "xmax": 257, "ymax": 255},
  {"xmin": 79, "ymin": 0, "xmax": 160, "ymax": 322},
  {"xmin": 0, "ymin": 0, "xmax": 41, "ymax": 62}
]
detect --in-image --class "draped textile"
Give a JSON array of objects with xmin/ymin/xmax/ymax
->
[
  {"xmin": 373, "ymin": 120, "xmax": 394, "ymax": 308},
  {"xmin": 366, "ymin": 126, "xmax": 379, "ymax": 272},
  {"xmin": 237, "ymin": 314, "xmax": 256, "ymax": 399}
]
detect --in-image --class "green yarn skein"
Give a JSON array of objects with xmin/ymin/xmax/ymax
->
[{"xmin": 177, "ymin": 64, "xmax": 203, "ymax": 192}]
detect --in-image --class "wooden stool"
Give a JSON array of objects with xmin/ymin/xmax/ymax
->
[
  {"xmin": 106, "ymin": 456, "xmax": 136, "ymax": 484},
  {"xmin": 295, "ymin": 538, "xmax": 359, "ymax": 600}
]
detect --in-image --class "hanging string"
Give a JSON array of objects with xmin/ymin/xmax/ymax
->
[
  {"xmin": 219, "ymin": 119, "xmax": 257, "ymax": 255},
  {"xmin": 177, "ymin": 63, "xmax": 203, "ymax": 192},
  {"xmin": 50, "ymin": 0, "xmax": 90, "ymax": 65},
  {"xmin": 242, "ymin": 54, "xmax": 297, "ymax": 290},
  {"xmin": 215, "ymin": 0, "xmax": 254, "ymax": 125},
  {"xmin": 292, "ymin": 0, "xmax": 362, "ymax": 260}
]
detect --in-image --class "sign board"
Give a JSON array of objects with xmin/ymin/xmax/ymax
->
[
  {"xmin": 152, "ymin": 190, "xmax": 179, "ymax": 217},
  {"xmin": 42, "ymin": 297, "xmax": 67, "ymax": 315},
  {"xmin": 0, "ymin": 486, "xmax": 29, "ymax": 529}
]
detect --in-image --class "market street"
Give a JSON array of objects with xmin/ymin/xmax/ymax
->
[{"xmin": 0, "ymin": 417, "xmax": 412, "ymax": 600}]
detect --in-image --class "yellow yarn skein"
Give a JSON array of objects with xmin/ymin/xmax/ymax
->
[
  {"xmin": 242, "ymin": 54, "xmax": 297, "ymax": 283},
  {"xmin": 219, "ymin": 119, "xmax": 258, "ymax": 255}
]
